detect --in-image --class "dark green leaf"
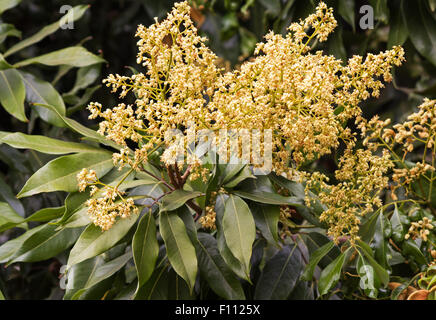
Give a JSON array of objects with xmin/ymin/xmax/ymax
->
[
  {"xmin": 254, "ymin": 244, "xmax": 303, "ymax": 299},
  {"xmin": 222, "ymin": 195, "xmax": 256, "ymax": 278},
  {"xmin": 17, "ymin": 152, "xmax": 113, "ymax": 198},
  {"xmin": 159, "ymin": 211, "xmax": 198, "ymax": 292},
  {"xmin": 196, "ymin": 233, "xmax": 245, "ymax": 299},
  {"xmin": 132, "ymin": 210, "xmax": 159, "ymax": 288}
]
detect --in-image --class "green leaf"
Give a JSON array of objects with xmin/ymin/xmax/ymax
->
[
  {"xmin": 254, "ymin": 244, "xmax": 303, "ymax": 299},
  {"xmin": 67, "ymin": 64, "xmax": 101, "ymax": 96},
  {"xmin": 224, "ymin": 166, "xmax": 255, "ymax": 188},
  {"xmin": 71, "ymin": 252, "xmax": 133, "ymax": 300},
  {"xmin": 0, "ymin": 225, "xmax": 45, "ymax": 263},
  {"xmin": 387, "ymin": 1, "xmax": 408, "ymax": 48},
  {"xmin": 301, "ymin": 241, "xmax": 335, "ymax": 281},
  {"xmin": 403, "ymin": 0, "xmax": 436, "ymax": 66},
  {"xmin": 222, "ymin": 195, "xmax": 256, "ymax": 278},
  {"xmin": 23, "ymin": 206, "xmax": 64, "ymax": 223},
  {"xmin": 374, "ymin": 212, "xmax": 390, "ymax": 269},
  {"xmin": 19, "ymin": 71, "xmax": 66, "ymax": 127},
  {"xmin": 318, "ymin": 249, "xmax": 349, "ymax": 296},
  {"xmin": 390, "ymin": 205, "xmax": 405, "ymax": 243},
  {"xmin": 356, "ymin": 254, "xmax": 379, "ymax": 298},
  {"xmin": 0, "ymin": 174, "xmax": 24, "ymax": 215},
  {"xmin": 369, "ymin": 0, "xmax": 389, "ymax": 23},
  {"xmin": 160, "ymin": 190, "xmax": 203, "ymax": 212},
  {"xmin": 0, "ymin": 68, "xmax": 26, "ymax": 122},
  {"xmin": 0, "ymin": 288, "xmax": 4, "ymax": 300},
  {"xmin": 250, "ymin": 203, "xmax": 280, "ymax": 246},
  {"xmin": 0, "ymin": 131, "xmax": 102, "ymax": 154},
  {"xmin": 0, "ymin": 201, "xmax": 26, "ymax": 232},
  {"xmin": 338, "ymin": 0, "xmax": 355, "ymax": 31},
  {"xmin": 4, "ymin": 5, "xmax": 89, "ymax": 57},
  {"xmin": 9, "ymin": 224, "xmax": 82, "ymax": 263},
  {"xmin": 17, "ymin": 152, "xmax": 113, "ymax": 198},
  {"xmin": 196, "ymin": 233, "xmax": 245, "ymax": 300},
  {"xmin": 215, "ymin": 194, "xmax": 248, "ymax": 281},
  {"xmin": 68, "ymin": 213, "xmax": 139, "ymax": 266},
  {"xmin": 135, "ymin": 265, "xmax": 170, "ymax": 300},
  {"xmin": 232, "ymin": 190, "xmax": 302, "ymax": 206},
  {"xmin": 132, "ymin": 210, "xmax": 159, "ymax": 288},
  {"xmin": 356, "ymin": 240, "xmax": 390, "ymax": 286},
  {"xmin": 159, "ymin": 211, "xmax": 198, "ymax": 293},
  {"xmin": 304, "ymin": 232, "xmax": 340, "ymax": 268},
  {"xmin": 0, "ymin": 0, "xmax": 21, "ymax": 14},
  {"xmin": 402, "ymin": 240, "xmax": 427, "ymax": 266},
  {"xmin": 221, "ymin": 163, "xmax": 245, "ymax": 185},
  {"xmin": 0, "ymin": 23, "xmax": 21, "ymax": 44},
  {"xmin": 33, "ymin": 103, "xmax": 121, "ymax": 150},
  {"xmin": 14, "ymin": 46, "xmax": 105, "ymax": 68}
]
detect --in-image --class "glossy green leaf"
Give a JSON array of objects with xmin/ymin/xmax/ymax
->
[
  {"xmin": 135, "ymin": 265, "xmax": 170, "ymax": 300},
  {"xmin": 0, "ymin": 225, "xmax": 45, "ymax": 263},
  {"xmin": 254, "ymin": 244, "xmax": 303, "ymax": 299},
  {"xmin": 250, "ymin": 203, "xmax": 280, "ymax": 246},
  {"xmin": 356, "ymin": 254, "xmax": 379, "ymax": 298},
  {"xmin": 0, "ymin": 131, "xmax": 101, "ymax": 154},
  {"xmin": 4, "ymin": 5, "xmax": 88, "ymax": 57},
  {"xmin": 68, "ymin": 213, "xmax": 138, "ymax": 266},
  {"xmin": 132, "ymin": 210, "xmax": 159, "ymax": 288},
  {"xmin": 302, "ymin": 241, "xmax": 335, "ymax": 281},
  {"xmin": 23, "ymin": 206, "xmax": 64, "ymax": 223},
  {"xmin": 222, "ymin": 195, "xmax": 256, "ymax": 278},
  {"xmin": 19, "ymin": 71, "xmax": 66, "ymax": 126},
  {"xmin": 0, "ymin": 201, "xmax": 26, "ymax": 232},
  {"xmin": 159, "ymin": 211, "xmax": 198, "ymax": 292},
  {"xmin": 9, "ymin": 224, "xmax": 82, "ymax": 263},
  {"xmin": 232, "ymin": 190, "xmax": 302, "ymax": 206},
  {"xmin": 402, "ymin": 239, "xmax": 427, "ymax": 266},
  {"xmin": 35, "ymin": 103, "xmax": 121, "ymax": 150},
  {"xmin": 387, "ymin": 1, "xmax": 408, "ymax": 48},
  {"xmin": 403, "ymin": 0, "xmax": 436, "ymax": 66},
  {"xmin": 67, "ymin": 64, "xmax": 101, "ymax": 96},
  {"xmin": 390, "ymin": 205, "xmax": 405, "ymax": 243},
  {"xmin": 0, "ymin": 68, "xmax": 27, "ymax": 122},
  {"xmin": 0, "ymin": 23, "xmax": 21, "ymax": 44},
  {"xmin": 0, "ymin": 174, "xmax": 24, "ymax": 215},
  {"xmin": 356, "ymin": 240, "xmax": 389, "ymax": 286},
  {"xmin": 14, "ymin": 46, "xmax": 105, "ymax": 68},
  {"xmin": 215, "ymin": 194, "xmax": 248, "ymax": 281},
  {"xmin": 160, "ymin": 189, "xmax": 203, "ymax": 212},
  {"xmin": 338, "ymin": 0, "xmax": 355, "ymax": 31},
  {"xmin": 374, "ymin": 212, "xmax": 390, "ymax": 269},
  {"xmin": 318, "ymin": 249, "xmax": 349, "ymax": 296},
  {"xmin": 196, "ymin": 233, "xmax": 245, "ymax": 300},
  {"xmin": 17, "ymin": 152, "xmax": 113, "ymax": 198},
  {"xmin": 0, "ymin": 0, "xmax": 21, "ymax": 14},
  {"xmin": 71, "ymin": 252, "xmax": 133, "ymax": 299},
  {"xmin": 223, "ymin": 166, "xmax": 255, "ymax": 188}
]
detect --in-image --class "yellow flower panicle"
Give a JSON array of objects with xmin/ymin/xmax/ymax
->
[
  {"xmin": 80, "ymin": 1, "xmax": 407, "ymax": 238},
  {"xmin": 76, "ymin": 168, "xmax": 139, "ymax": 231}
]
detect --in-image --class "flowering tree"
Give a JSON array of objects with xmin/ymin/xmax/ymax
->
[{"xmin": 0, "ymin": 1, "xmax": 435, "ymax": 300}]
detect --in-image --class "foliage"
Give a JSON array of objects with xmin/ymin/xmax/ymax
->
[{"xmin": 0, "ymin": 0, "xmax": 435, "ymax": 301}]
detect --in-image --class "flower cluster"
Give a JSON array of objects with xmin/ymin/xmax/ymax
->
[
  {"xmin": 82, "ymin": 1, "xmax": 406, "ymax": 237},
  {"xmin": 360, "ymin": 98, "xmax": 436, "ymax": 200},
  {"xmin": 76, "ymin": 168, "xmax": 139, "ymax": 231},
  {"xmin": 307, "ymin": 146, "xmax": 393, "ymax": 243},
  {"xmin": 405, "ymin": 217, "xmax": 434, "ymax": 242}
]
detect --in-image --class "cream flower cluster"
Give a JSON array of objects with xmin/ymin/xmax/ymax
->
[
  {"xmin": 82, "ymin": 1, "xmax": 407, "ymax": 238},
  {"xmin": 76, "ymin": 168, "xmax": 139, "ymax": 231}
]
